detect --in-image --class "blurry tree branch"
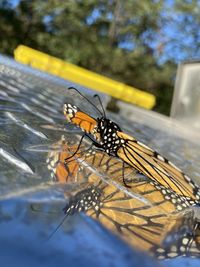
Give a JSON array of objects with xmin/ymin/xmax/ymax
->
[{"xmin": 0, "ymin": 0, "xmax": 199, "ymax": 115}]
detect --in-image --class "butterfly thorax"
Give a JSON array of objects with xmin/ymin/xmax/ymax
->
[
  {"xmin": 63, "ymin": 186, "xmax": 102, "ymax": 215},
  {"xmin": 93, "ymin": 117, "xmax": 125, "ymax": 156}
]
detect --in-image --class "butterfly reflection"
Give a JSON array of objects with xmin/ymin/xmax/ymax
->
[{"xmin": 47, "ymin": 136, "xmax": 200, "ymax": 259}]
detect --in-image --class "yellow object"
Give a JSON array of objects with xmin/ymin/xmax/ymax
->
[{"xmin": 14, "ymin": 45, "xmax": 156, "ymax": 109}]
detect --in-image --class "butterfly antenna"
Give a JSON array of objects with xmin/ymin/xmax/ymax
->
[
  {"xmin": 68, "ymin": 87, "xmax": 103, "ymax": 116},
  {"xmin": 46, "ymin": 212, "xmax": 69, "ymax": 241},
  {"xmin": 93, "ymin": 94, "xmax": 106, "ymax": 118}
]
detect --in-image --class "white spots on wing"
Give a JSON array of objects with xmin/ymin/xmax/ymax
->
[
  {"xmin": 189, "ymin": 200, "xmax": 195, "ymax": 205},
  {"xmin": 157, "ymin": 154, "xmax": 165, "ymax": 162},
  {"xmin": 157, "ymin": 255, "xmax": 165, "ymax": 260},
  {"xmin": 161, "ymin": 189, "xmax": 166, "ymax": 195},
  {"xmin": 170, "ymin": 246, "xmax": 177, "ymax": 252},
  {"xmin": 64, "ymin": 103, "xmax": 78, "ymax": 115},
  {"xmin": 180, "ymin": 246, "xmax": 186, "ymax": 252},
  {"xmin": 67, "ymin": 108, "xmax": 73, "ymax": 114},
  {"xmin": 184, "ymin": 175, "xmax": 191, "ymax": 182},
  {"xmin": 167, "ymin": 252, "xmax": 178, "ymax": 258},
  {"xmin": 177, "ymin": 205, "xmax": 183, "ymax": 211},
  {"xmin": 182, "ymin": 238, "xmax": 189, "ymax": 245},
  {"xmin": 171, "ymin": 199, "xmax": 177, "ymax": 204},
  {"xmin": 156, "ymin": 248, "xmax": 165, "ymax": 253}
]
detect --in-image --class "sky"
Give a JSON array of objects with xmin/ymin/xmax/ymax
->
[{"xmin": 10, "ymin": 0, "xmax": 19, "ymax": 7}]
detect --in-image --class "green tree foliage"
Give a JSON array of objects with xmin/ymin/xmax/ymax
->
[
  {"xmin": 0, "ymin": 0, "xmax": 20, "ymax": 54},
  {"xmin": 0, "ymin": 0, "xmax": 199, "ymax": 115},
  {"xmin": 173, "ymin": 0, "xmax": 200, "ymax": 59}
]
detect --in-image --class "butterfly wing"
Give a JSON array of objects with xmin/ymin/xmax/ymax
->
[
  {"xmin": 63, "ymin": 174, "xmax": 199, "ymax": 258},
  {"xmin": 48, "ymin": 138, "xmax": 199, "ymax": 258},
  {"xmin": 47, "ymin": 136, "xmax": 85, "ymax": 183},
  {"xmin": 63, "ymin": 104, "xmax": 97, "ymax": 134},
  {"xmin": 116, "ymin": 131, "xmax": 200, "ymax": 202},
  {"xmin": 63, "ymin": 102, "xmax": 200, "ymax": 202},
  {"xmin": 153, "ymin": 211, "xmax": 199, "ymax": 259},
  {"xmin": 82, "ymin": 149, "xmax": 195, "ymax": 211}
]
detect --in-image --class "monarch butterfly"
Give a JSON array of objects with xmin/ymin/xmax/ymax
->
[
  {"xmin": 63, "ymin": 88, "xmax": 200, "ymax": 201},
  {"xmin": 47, "ymin": 136, "xmax": 200, "ymax": 259}
]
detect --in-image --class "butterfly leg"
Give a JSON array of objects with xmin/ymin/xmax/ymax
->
[
  {"xmin": 122, "ymin": 161, "xmax": 131, "ymax": 188},
  {"xmin": 85, "ymin": 133, "xmax": 102, "ymax": 148},
  {"xmin": 64, "ymin": 134, "xmax": 85, "ymax": 163},
  {"xmin": 65, "ymin": 143, "xmax": 95, "ymax": 165}
]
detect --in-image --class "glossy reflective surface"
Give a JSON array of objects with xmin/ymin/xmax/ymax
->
[{"xmin": 0, "ymin": 55, "xmax": 199, "ymax": 267}]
